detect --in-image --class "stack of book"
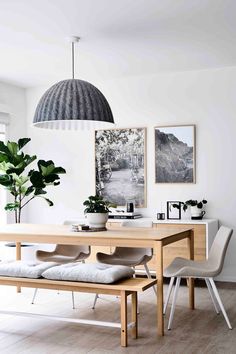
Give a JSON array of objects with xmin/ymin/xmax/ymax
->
[{"xmin": 108, "ymin": 211, "xmax": 142, "ymax": 219}]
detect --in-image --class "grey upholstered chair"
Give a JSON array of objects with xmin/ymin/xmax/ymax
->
[
  {"xmin": 31, "ymin": 220, "xmax": 91, "ymax": 308},
  {"xmin": 163, "ymin": 226, "xmax": 233, "ymax": 330},
  {"xmin": 92, "ymin": 220, "xmax": 156, "ymax": 309}
]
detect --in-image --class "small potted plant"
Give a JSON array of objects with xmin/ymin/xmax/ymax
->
[
  {"xmin": 173, "ymin": 199, "xmax": 207, "ymax": 219},
  {"xmin": 83, "ymin": 195, "xmax": 115, "ymax": 229}
]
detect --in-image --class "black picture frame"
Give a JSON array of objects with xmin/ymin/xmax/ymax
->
[{"xmin": 167, "ymin": 201, "xmax": 182, "ymax": 220}]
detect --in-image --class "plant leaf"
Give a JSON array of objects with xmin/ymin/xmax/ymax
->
[
  {"xmin": 25, "ymin": 186, "xmax": 35, "ymax": 196},
  {"xmin": 43, "ymin": 197, "xmax": 54, "ymax": 206},
  {"xmin": 5, "ymin": 202, "xmax": 20, "ymax": 211},
  {"xmin": 53, "ymin": 167, "xmax": 66, "ymax": 174},
  {"xmin": 34, "ymin": 188, "xmax": 47, "ymax": 196},
  {"xmin": 7, "ymin": 142, "xmax": 18, "ymax": 155},
  {"xmin": 0, "ymin": 174, "xmax": 13, "ymax": 187},
  {"xmin": 30, "ymin": 171, "xmax": 45, "ymax": 188},
  {"xmin": 18, "ymin": 138, "xmax": 31, "ymax": 150}
]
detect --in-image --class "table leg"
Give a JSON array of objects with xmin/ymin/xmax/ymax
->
[
  {"xmin": 155, "ymin": 241, "xmax": 164, "ymax": 336},
  {"xmin": 187, "ymin": 230, "xmax": 194, "ymax": 309},
  {"xmin": 16, "ymin": 242, "xmax": 21, "ymax": 293},
  {"xmin": 131, "ymin": 292, "xmax": 138, "ymax": 339},
  {"xmin": 120, "ymin": 291, "xmax": 128, "ymax": 347}
]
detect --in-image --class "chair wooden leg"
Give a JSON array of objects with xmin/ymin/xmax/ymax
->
[
  {"xmin": 205, "ymin": 278, "xmax": 220, "ymax": 314},
  {"xmin": 131, "ymin": 292, "xmax": 138, "ymax": 339},
  {"xmin": 120, "ymin": 291, "xmax": 128, "ymax": 347},
  {"xmin": 168, "ymin": 277, "xmax": 181, "ymax": 330},
  {"xmin": 163, "ymin": 277, "xmax": 175, "ymax": 315},
  {"xmin": 209, "ymin": 278, "xmax": 232, "ymax": 329}
]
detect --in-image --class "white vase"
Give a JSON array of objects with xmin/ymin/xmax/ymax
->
[
  {"xmin": 86, "ymin": 213, "xmax": 108, "ymax": 229},
  {"xmin": 190, "ymin": 206, "xmax": 205, "ymax": 218}
]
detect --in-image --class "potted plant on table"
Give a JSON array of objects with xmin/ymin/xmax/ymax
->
[
  {"xmin": 0, "ymin": 138, "xmax": 66, "ymax": 223},
  {"xmin": 83, "ymin": 195, "xmax": 115, "ymax": 229},
  {"xmin": 173, "ymin": 199, "xmax": 207, "ymax": 220}
]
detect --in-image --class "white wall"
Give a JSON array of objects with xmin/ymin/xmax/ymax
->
[
  {"xmin": 26, "ymin": 66, "xmax": 236, "ymax": 281},
  {"xmin": 0, "ymin": 81, "xmax": 27, "ymax": 223}
]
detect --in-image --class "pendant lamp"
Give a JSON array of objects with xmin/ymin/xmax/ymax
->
[{"xmin": 33, "ymin": 37, "xmax": 114, "ymax": 130}]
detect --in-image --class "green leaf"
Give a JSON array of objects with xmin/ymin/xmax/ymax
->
[
  {"xmin": 30, "ymin": 171, "xmax": 45, "ymax": 188},
  {"xmin": 18, "ymin": 138, "xmax": 31, "ymax": 150},
  {"xmin": 44, "ymin": 174, "xmax": 60, "ymax": 184},
  {"xmin": 25, "ymin": 185, "xmax": 35, "ymax": 196},
  {"xmin": 53, "ymin": 181, "xmax": 60, "ymax": 186},
  {"xmin": 6, "ymin": 167, "xmax": 25, "ymax": 175},
  {"xmin": 43, "ymin": 197, "xmax": 54, "ymax": 206},
  {"xmin": 53, "ymin": 167, "xmax": 66, "ymax": 174},
  {"xmin": 11, "ymin": 174, "xmax": 29, "ymax": 186},
  {"xmin": 5, "ymin": 202, "xmax": 20, "ymax": 211},
  {"xmin": 34, "ymin": 188, "xmax": 47, "ymax": 196},
  {"xmin": 23, "ymin": 154, "xmax": 37, "ymax": 167},
  {"xmin": 0, "ymin": 141, "xmax": 10, "ymax": 155},
  {"xmin": 0, "ymin": 161, "xmax": 14, "ymax": 173},
  {"xmin": 38, "ymin": 160, "xmax": 54, "ymax": 176},
  {"xmin": 0, "ymin": 154, "xmax": 8, "ymax": 163},
  {"xmin": 7, "ymin": 141, "xmax": 18, "ymax": 155},
  {"xmin": 0, "ymin": 174, "xmax": 13, "ymax": 187}
]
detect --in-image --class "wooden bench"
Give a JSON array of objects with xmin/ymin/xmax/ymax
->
[{"xmin": 0, "ymin": 276, "xmax": 156, "ymax": 347}]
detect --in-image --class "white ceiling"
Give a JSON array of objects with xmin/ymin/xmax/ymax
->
[{"xmin": 0, "ymin": 0, "xmax": 236, "ymax": 88}]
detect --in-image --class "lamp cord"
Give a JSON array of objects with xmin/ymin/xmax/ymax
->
[{"xmin": 72, "ymin": 41, "xmax": 75, "ymax": 79}]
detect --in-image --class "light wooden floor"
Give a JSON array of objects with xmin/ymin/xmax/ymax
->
[{"xmin": 0, "ymin": 281, "xmax": 235, "ymax": 354}]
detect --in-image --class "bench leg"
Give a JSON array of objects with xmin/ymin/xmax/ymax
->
[
  {"xmin": 131, "ymin": 292, "xmax": 138, "ymax": 339},
  {"xmin": 120, "ymin": 291, "xmax": 128, "ymax": 347}
]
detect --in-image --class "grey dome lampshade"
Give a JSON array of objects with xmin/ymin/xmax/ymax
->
[
  {"xmin": 33, "ymin": 37, "xmax": 115, "ymax": 130},
  {"xmin": 33, "ymin": 79, "xmax": 115, "ymax": 130}
]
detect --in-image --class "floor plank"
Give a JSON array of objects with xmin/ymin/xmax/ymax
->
[{"xmin": 0, "ymin": 281, "xmax": 235, "ymax": 353}]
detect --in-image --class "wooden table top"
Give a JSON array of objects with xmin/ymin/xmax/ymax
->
[{"xmin": 0, "ymin": 223, "xmax": 193, "ymax": 247}]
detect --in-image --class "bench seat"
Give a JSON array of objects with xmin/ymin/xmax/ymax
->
[{"xmin": 0, "ymin": 275, "xmax": 156, "ymax": 347}]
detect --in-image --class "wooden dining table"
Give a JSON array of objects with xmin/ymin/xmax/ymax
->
[{"xmin": 0, "ymin": 223, "xmax": 194, "ymax": 336}]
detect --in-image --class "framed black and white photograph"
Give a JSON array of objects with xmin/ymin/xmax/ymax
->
[
  {"xmin": 167, "ymin": 201, "xmax": 182, "ymax": 220},
  {"xmin": 95, "ymin": 128, "xmax": 146, "ymax": 207},
  {"xmin": 155, "ymin": 125, "xmax": 195, "ymax": 183}
]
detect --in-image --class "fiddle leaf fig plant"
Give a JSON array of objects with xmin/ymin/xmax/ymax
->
[{"xmin": 0, "ymin": 138, "xmax": 66, "ymax": 223}]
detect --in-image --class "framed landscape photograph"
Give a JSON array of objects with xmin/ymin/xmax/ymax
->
[
  {"xmin": 95, "ymin": 127, "xmax": 146, "ymax": 207},
  {"xmin": 155, "ymin": 125, "xmax": 195, "ymax": 183}
]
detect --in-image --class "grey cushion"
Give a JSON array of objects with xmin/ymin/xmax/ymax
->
[
  {"xmin": 0, "ymin": 261, "xmax": 58, "ymax": 278},
  {"xmin": 42, "ymin": 262, "xmax": 134, "ymax": 284}
]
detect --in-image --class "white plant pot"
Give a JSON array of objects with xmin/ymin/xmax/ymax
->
[
  {"xmin": 190, "ymin": 206, "xmax": 205, "ymax": 217},
  {"xmin": 86, "ymin": 213, "xmax": 108, "ymax": 229}
]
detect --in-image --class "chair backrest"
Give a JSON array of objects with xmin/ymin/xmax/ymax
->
[
  {"xmin": 119, "ymin": 220, "xmax": 153, "ymax": 257},
  {"xmin": 54, "ymin": 220, "xmax": 90, "ymax": 257},
  {"xmin": 208, "ymin": 226, "xmax": 233, "ymax": 274}
]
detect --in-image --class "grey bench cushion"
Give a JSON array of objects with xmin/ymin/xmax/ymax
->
[
  {"xmin": 0, "ymin": 261, "xmax": 58, "ymax": 278},
  {"xmin": 42, "ymin": 263, "xmax": 134, "ymax": 284}
]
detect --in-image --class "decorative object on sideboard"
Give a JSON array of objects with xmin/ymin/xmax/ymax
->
[
  {"xmin": 126, "ymin": 200, "xmax": 134, "ymax": 213},
  {"xmin": 83, "ymin": 195, "xmax": 116, "ymax": 229},
  {"xmin": 167, "ymin": 201, "xmax": 182, "ymax": 220},
  {"xmin": 172, "ymin": 199, "xmax": 207, "ymax": 220},
  {"xmin": 154, "ymin": 125, "xmax": 196, "ymax": 183},
  {"xmin": 95, "ymin": 128, "xmax": 146, "ymax": 207},
  {"xmin": 0, "ymin": 138, "xmax": 66, "ymax": 223},
  {"xmin": 33, "ymin": 37, "xmax": 114, "ymax": 130},
  {"xmin": 157, "ymin": 213, "xmax": 165, "ymax": 220}
]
